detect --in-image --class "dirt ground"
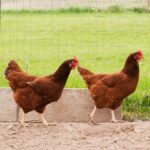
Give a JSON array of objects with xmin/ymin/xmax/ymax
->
[{"xmin": 0, "ymin": 121, "xmax": 149, "ymax": 150}]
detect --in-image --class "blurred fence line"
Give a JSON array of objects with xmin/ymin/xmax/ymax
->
[{"xmin": 1, "ymin": 0, "xmax": 150, "ymax": 10}]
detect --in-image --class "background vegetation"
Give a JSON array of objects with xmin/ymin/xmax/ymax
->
[{"xmin": 0, "ymin": 6, "xmax": 150, "ymax": 119}]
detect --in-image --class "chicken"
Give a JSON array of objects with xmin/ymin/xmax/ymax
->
[
  {"xmin": 78, "ymin": 50, "xmax": 143, "ymax": 124},
  {"xmin": 5, "ymin": 60, "xmax": 37, "ymax": 92},
  {"xmin": 5, "ymin": 57, "xmax": 79, "ymax": 126}
]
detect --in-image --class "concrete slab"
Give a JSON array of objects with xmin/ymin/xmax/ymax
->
[
  {"xmin": 0, "ymin": 88, "xmax": 122, "ymax": 123},
  {"xmin": 0, "ymin": 88, "xmax": 17, "ymax": 121}
]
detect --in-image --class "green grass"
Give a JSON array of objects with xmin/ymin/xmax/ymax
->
[
  {"xmin": 0, "ymin": 10, "xmax": 150, "ymax": 119},
  {"xmin": 1, "ymin": 7, "xmax": 97, "ymax": 14},
  {"xmin": 1, "ymin": 6, "xmax": 150, "ymax": 14}
]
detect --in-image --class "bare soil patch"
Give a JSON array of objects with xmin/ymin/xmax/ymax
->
[{"xmin": 0, "ymin": 121, "xmax": 149, "ymax": 150}]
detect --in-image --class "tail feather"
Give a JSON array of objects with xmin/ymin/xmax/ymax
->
[
  {"xmin": 4, "ymin": 60, "xmax": 22, "ymax": 77},
  {"xmin": 78, "ymin": 66, "xmax": 93, "ymax": 76},
  {"xmin": 78, "ymin": 66, "xmax": 94, "ymax": 83}
]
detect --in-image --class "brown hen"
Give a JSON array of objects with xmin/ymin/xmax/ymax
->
[
  {"xmin": 78, "ymin": 50, "xmax": 143, "ymax": 124},
  {"xmin": 5, "ymin": 58, "xmax": 79, "ymax": 126}
]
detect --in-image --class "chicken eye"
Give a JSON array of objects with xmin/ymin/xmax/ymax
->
[
  {"xmin": 69, "ymin": 62, "xmax": 72, "ymax": 68},
  {"xmin": 134, "ymin": 54, "xmax": 138, "ymax": 59}
]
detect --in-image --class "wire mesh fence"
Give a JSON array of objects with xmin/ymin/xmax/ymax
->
[
  {"xmin": 1, "ymin": 0, "xmax": 150, "ymax": 10},
  {"xmin": 0, "ymin": 0, "xmax": 150, "ymax": 120}
]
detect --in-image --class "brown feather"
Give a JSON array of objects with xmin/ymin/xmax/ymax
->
[
  {"xmin": 78, "ymin": 52, "xmax": 141, "ymax": 110},
  {"xmin": 5, "ymin": 59, "xmax": 77, "ymax": 114}
]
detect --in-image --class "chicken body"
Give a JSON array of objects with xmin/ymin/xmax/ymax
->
[
  {"xmin": 78, "ymin": 51, "xmax": 143, "ymax": 123},
  {"xmin": 5, "ymin": 58, "xmax": 78, "ymax": 126}
]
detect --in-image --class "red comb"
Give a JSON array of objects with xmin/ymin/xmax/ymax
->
[
  {"xmin": 70, "ymin": 56, "xmax": 79, "ymax": 69},
  {"xmin": 138, "ymin": 49, "xmax": 142, "ymax": 54},
  {"xmin": 74, "ymin": 56, "xmax": 79, "ymax": 62},
  {"xmin": 137, "ymin": 49, "xmax": 144, "ymax": 59}
]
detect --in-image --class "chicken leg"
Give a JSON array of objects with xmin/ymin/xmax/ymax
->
[
  {"xmin": 110, "ymin": 109, "xmax": 125, "ymax": 123},
  {"xmin": 89, "ymin": 106, "xmax": 98, "ymax": 125},
  {"xmin": 20, "ymin": 111, "xmax": 26, "ymax": 126},
  {"xmin": 110, "ymin": 109, "xmax": 117, "ymax": 122},
  {"xmin": 39, "ymin": 113, "xmax": 49, "ymax": 126},
  {"xmin": 39, "ymin": 113, "xmax": 56, "ymax": 127}
]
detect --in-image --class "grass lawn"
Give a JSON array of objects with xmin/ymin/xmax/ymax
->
[{"xmin": 0, "ymin": 11, "xmax": 150, "ymax": 119}]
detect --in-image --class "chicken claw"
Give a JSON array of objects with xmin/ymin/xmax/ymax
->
[
  {"xmin": 109, "ymin": 109, "xmax": 125, "ymax": 123},
  {"xmin": 39, "ymin": 114, "xmax": 56, "ymax": 127},
  {"xmin": 88, "ymin": 106, "xmax": 100, "ymax": 125}
]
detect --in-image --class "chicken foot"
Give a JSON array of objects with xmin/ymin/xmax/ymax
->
[
  {"xmin": 110, "ymin": 109, "xmax": 117, "ymax": 122},
  {"xmin": 20, "ymin": 111, "xmax": 56, "ymax": 127},
  {"xmin": 110, "ymin": 109, "xmax": 124, "ymax": 123},
  {"xmin": 89, "ymin": 106, "xmax": 99, "ymax": 125},
  {"xmin": 39, "ymin": 113, "xmax": 56, "ymax": 127},
  {"xmin": 20, "ymin": 111, "xmax": 30, "ymax": 128},
  {"xmin": 20, "ymin": 111, "xmax": 26, "ymax": 125}
]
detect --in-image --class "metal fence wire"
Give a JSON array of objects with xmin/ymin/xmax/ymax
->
[
  {"xmin": 0, "ymin": 0, "xmax": 150, "ymax": 120},
  {"xmin": 1, "ymin": 0, "xmax": 150, "ymax": 10}
]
